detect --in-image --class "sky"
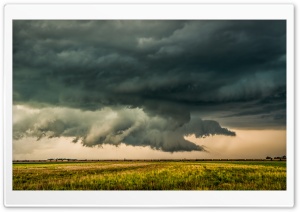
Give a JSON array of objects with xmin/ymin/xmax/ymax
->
[{"xmin": 12, "ymin": 20, "xmax": 286, "ymax": 159}]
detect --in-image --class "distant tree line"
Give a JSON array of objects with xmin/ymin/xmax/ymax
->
[
  {"xmin": 47, "ymin": 158, "xmax": 77, "ymax": 161},
  {"xmin": 266, "ymin": 155, "xmax": 286, "ymax": 161}
]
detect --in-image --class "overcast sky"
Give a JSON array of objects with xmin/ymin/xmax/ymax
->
[{"xmin": 13, "ymin": 20, "xmax": 286, "ymax": 158}]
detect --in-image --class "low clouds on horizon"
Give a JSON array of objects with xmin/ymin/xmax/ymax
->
[
  {"xmin": 13, "ymin": 20, "xmax": 286, "ymax": 152},
  {"xmin": 13, "ymin": 105, "xmax": 235, "ymax": 152}
]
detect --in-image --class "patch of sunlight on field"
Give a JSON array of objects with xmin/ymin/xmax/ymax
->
[{"xmin": 13, "ymin": 161, "xmax": 286, "ymax": 190}]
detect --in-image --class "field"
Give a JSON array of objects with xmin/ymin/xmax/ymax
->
[{"xmin": 13, "ymin": 161, "xmax": 286, "ymax": 190}]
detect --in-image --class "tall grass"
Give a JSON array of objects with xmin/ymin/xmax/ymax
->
[{"xmin": 13, "ymin": 161, "xmax": 286, "ymax": 190}]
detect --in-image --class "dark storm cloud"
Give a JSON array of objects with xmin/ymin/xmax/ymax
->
[
  {"xmin": 13, "ymin": 20, "xmax": 286, "ymax": 150},
  {"xmin": 13, "ymin": 106, "xmax": 235, "ymax": 152}
]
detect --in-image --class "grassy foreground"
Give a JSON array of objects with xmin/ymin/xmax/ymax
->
[{"xmin": 13, "ymin": 161, "xmax": 286, "ymax": 190}]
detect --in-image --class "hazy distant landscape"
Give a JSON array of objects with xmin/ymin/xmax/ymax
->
[{"xmin": 13, "ymin": 160, "xmax": 286, "ymax": 190}]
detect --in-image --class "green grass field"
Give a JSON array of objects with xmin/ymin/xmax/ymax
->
[{"xmin": 13, "ymin": 161, "xmax": 286, "ymax": 190}]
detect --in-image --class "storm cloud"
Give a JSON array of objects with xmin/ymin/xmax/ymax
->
[
  {"xmin": 13, "ymin": 20, "xmax": 286, "ymax": 151},
  {"xmin": 13, "ymin": 105, "xmax": 235, "ymax": 152}
]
